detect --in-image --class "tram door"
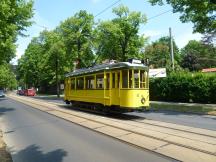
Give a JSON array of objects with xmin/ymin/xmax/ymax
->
[
  {"xmin": 111, "ymin": 71, "xmax": 120, "ymax": 106},
  {"xmin": 104, "ymin": 72, "xmax": 110, "ymax": 105}
]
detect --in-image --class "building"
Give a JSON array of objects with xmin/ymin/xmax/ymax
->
[{"xmin": 201, "ymin": 68, "xmax": 216, "ymax": 73}]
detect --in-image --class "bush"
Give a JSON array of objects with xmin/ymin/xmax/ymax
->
[{"xmin": 150, "ymin": 72, "xmax": 216, "ymax": 103}]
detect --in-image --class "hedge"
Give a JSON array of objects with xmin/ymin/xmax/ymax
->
[{"xmin": 150, "ymin": 72, "xmax": 216, "ymax": 104}]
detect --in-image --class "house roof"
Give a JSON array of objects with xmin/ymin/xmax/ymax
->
[{"xmin": 201, "ymin": 68, "xmax": 216, "ymax": 73}]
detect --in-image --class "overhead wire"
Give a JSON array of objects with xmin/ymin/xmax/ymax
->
[
  {"xmin": 94, "ymin": 0, "xmax": 121, "ymax": 18},
  {"xmin": 35, "ymin": 0, "xmax": 121, "ymax": 29},
  {"xmin": 147, "ymin": 9, "xmax": 172, "ymax": 21}
]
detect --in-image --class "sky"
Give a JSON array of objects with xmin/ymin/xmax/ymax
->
[{"xmin": 11, "ymin": 0, "xmax": 202, "ymax": 64}]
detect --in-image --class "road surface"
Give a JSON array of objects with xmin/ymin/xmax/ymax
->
[{"xmin": 0, "ymin": 97, "xmax": 176, "ymax": 162}]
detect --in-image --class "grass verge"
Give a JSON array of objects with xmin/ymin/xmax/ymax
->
[{"xmin": 150, "ymin": 102, "xmax": 216, "ymax": 115}]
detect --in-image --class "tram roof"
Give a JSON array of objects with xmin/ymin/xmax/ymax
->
[{"xmin": 65, "ymin": 62, "xmax": 148, "ymax": 77}]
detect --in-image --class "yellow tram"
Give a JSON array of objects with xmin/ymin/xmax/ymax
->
[{"xmin": 64, "ymin": 60, "xmax": 149, "ymax": 113}]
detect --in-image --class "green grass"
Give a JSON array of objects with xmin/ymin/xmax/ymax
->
[{"xmin": 150, "ymin": 102, "xmax": 216, "ymax": 115}]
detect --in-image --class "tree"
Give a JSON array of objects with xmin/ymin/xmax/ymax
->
[
  {"xmin": 95, "ymin": 5, "xmax": 147, "ymax": 62},
  {"xmin": 181, "ymin": 40, "xmax": 216, "ymax": 71},
  {"xmin": 59, "ymin": 10, "xmax": 95, "ymax": 68},
  {"xmin": 44, "ymin": 32, "xmax": 68, "ymax": 97},
  {"xmin": 144, "ymin": 36, "xmax": 180, "ymax": 71},
  {"xmin": 17, "ymin": 11, "xmax": 96, "ymax": 94},
  {"xmin": 17, "ymin": 36, "xmax": 45, "ymax": 88},
  {"xmin": 0, "ymin": 63, "xmax": 17, "ymax": 89},
  {"xmin": 149, "ymin": 0, "xmax": 216, "ymax": 36},
  {"xmin": 17, "ymin": 30, "xmax": 70, "ymax": 94},
  {"xmin": 0, "ymin": 0, "xmax": 33, "ymax": 64}
]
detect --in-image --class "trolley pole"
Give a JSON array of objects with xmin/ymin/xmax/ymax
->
[{"xmin": 169, "ymin": 27, "xmax": 175, "ymax": 71}]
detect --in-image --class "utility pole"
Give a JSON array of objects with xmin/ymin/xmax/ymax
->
[{"xmin": 169, "ymin": 27, "xmax": 175, "ymax": 71}]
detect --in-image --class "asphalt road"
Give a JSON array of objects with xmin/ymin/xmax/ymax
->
[
  {"xmin": 0, "ymin": 97, "xmax": 176, "ymax": 162},
  {"xmin": 31, "ymin": 96, "xmax": 216, "ymax": 131}
]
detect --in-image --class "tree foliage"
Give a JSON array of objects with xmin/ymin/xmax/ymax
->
[
  {"xmin": 144, "ymin": 36, "xmax": 181, "ymax": 71},
  {"xmin": 0, "ymin": 63, "xmax": 17, "ymax": 89},
  {"xmin": 17, "ymin": 6, "xmax": 149, "ymax": 92},
  {"xmin": 59, "ymin": 10, "xmax": 95, "ymax": 68},
  {"xmin": 95, "ymin": 5, "xmax": 147, "ymax": 62},
  {"xmin": 149, "ymin": 0, "xmax": 216, "ymax": 36},
  {"xmin": 0, "ymin": 0, "xmax": 33, "ymax": 64},
  {"xmin": 18, "ymin": 30, "xmax": 70, "ymax": 91},
  {"xmin": 181, "ymin": 40, "xmax": 216, "ymax": 71}
]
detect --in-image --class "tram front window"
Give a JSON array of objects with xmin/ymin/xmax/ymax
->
[
  {"xmin": 140, "ymin": 70, "xmax": 148, "ymax": 88},
  {"xmin": 134, "ymin": 70, "xmax": 139, "ymax": 88},
  {"xmin": 122, "ymin": 70, "xmax": 128, "ymax": 88}
]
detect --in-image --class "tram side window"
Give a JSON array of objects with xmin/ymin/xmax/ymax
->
[
  {"xmin": 96, "ymin": 74, "xmax": 104, "ymax": 89},
  {"xmin": 112, "ymin": 73, "xmax": 115, "ymax": 88},
  {"xmin": 71, "ymin": 78, "xmax": 75, "ymax": 89},
  {"xmin": 86, "ymin": 76, "xmax": 95, "ymax": 89},
  {"xmin": 129, "ymin": 70, "xmax": 133, "ymax": 88},
  {"xmin": 117, "ymin": 73, "xmax": 120, "ymax": 88},
  {"xmin": 140, "ymin": 70, "xmax": 145, "ymax": 88},
  {"xmin": 122, "ymin": 70, "xmax": 128, "ymax": 88},
  {"xmin": 106, "ymin": 73, "xmax": 110, "ymax": 89},
  {"xmin": 76, "ymin": 77, "xmax": 84, "ymax": 89},
  {"xmin": 134, "ymin": 70, "xmax": 139, "ymax": 88}
]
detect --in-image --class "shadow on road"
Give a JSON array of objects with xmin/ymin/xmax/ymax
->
[
  {"xmin": 60, "ymin": 104, "xmax": 146, "ymax": 120},
  {"xmin": 0, "ymin": 98, "xmax": 15, "ymax": 116},
  {"xmin": 0, "ymin": 107, "xmax": 15, "ymax": 116},
  {"xmin": 12, "ymin": 145, "xmax": 67, "ymax": 162},
  {"xmin": 0, "ymin": 98, "xmax": 7, "ymax": 101}
]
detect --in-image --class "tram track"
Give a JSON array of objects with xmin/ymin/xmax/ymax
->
[
  {"xmin": 7, "ymin": 94, "xmax": 216, "ymax": 162},
  {"xmin": 132, "ymin": 118, "xmax": 216, "ymax": 139},
  {"xmin": 106, "ymin": 113, "xmax": 216, "ymax": 139}
]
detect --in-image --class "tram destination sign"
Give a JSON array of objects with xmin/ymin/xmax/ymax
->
[{"xmin": 149, "ymin": 68, "xmax": 167, "ymax": 78}]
